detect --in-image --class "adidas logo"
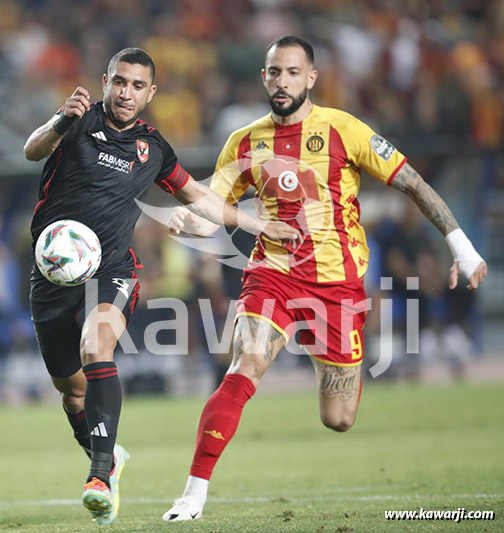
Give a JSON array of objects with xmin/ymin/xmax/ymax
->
[
  {"xmin": 90, "ymin": 422, "xmax": 108, "ymax": 437},
  {"xmin": 92, "ymin": 131, "xmax": 107, "ymax": 141}
]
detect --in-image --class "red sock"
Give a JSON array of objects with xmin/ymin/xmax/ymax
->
[{"xmin": 190, "ymin": 373, "xmax": 256, "ymax": 480}]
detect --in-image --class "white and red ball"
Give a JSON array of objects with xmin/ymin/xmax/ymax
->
[{"xmin": 35, "ymin": 220, "xmax": 102, "ymax": 286}]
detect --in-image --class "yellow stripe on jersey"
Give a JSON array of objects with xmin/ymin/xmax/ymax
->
[
  {"xmin": 211, "ymin": 132, "xmax": 249, "ymax": 205},
  {"xmin": 299, "ymin": 119, "xmax": 347, "ymax": 282},
  {"xmin": 210, "ymin": 105, "xmax": 406, "ymax": 283}
]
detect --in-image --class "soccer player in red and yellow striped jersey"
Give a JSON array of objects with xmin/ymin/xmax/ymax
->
[
  {"xmin": 211, "ymin": 102, "xmax": 406, "ymax": 283},
  {"xmin": 163, "ymin": 36, "xmax": 487, "ymax": 521}
]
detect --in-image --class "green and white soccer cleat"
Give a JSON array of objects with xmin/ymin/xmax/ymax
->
[
  {"xmin": 82, "ymin": 477, "xmax": 112, "ymax": 521},
  {"xmin": 82, "ymin": 444, "xmax": 130, "ymax": 525}
]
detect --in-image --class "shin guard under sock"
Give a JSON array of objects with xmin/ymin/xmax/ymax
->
[
  {"xmin": 83, "ymin": 362, "xmax": 122, "ymax": 487},
  {"xmin": 190, "ymin": 373, "xmax": 256, "ymax": 480}
]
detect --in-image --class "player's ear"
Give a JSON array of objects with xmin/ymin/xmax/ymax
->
[
  {"xmin": 261, "ymin": 68, "xmax": 266, "ymax": 83},
  {"xmin": 102, "ymin": 74, "xmax": 108, "ymax": 93},
  {"xmin": 307, "ymin": 69, "xmax": 318, "ymax": 90},
  {"xmin": 147, "ymin": 84, "xmax": 157, "ymax": 103}
]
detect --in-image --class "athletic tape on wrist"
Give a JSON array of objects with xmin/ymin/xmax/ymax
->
[
  {"xmin": 53, "ymin": 114, "xmax": 77, "ymax": 135},
  {"xmin": 445, "ymin": 229, "xmax": 483, "ymax": 280}
]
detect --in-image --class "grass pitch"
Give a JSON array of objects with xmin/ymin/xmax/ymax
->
[{"xmin": 0, "ymin": 381, "xmax": 502, "ymax": 532}]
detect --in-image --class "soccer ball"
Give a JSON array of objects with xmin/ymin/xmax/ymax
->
[{"xmin": 35, "ymin": 220, "xmax": 102, "ymax": 286}]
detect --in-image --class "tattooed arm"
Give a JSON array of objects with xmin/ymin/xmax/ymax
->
[
  {"xmin": 390, "ymin": 163, "xmax": 458, "ymax": 235},
  {"xmin": 390, "ymin": 162, "xmax": 487, "ymax": 290}
]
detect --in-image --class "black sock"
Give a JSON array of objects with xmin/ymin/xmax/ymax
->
[
  {"xmin": 65, "ymin": 409, "xmax": 91, "ymax": 458},
  {"xmin": 83, "ymin": 362, "xmax": 122, "ymax": 488}
]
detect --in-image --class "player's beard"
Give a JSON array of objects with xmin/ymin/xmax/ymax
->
[
  {"xmin": 103, "ymin": 99, "xmax": 142, "ymax": 130},
  {"xmin": 268, "ymin": 88, "xmax": 308, "ymax": 117}
]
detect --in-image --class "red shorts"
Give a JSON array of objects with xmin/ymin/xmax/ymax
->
[{"xmin": 236, "ymin": 268, "xmax": 367, "ymax": 367}]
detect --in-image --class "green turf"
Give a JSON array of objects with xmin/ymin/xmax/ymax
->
[{"xmin": 0, "ymin": 381, "xmax": 503, "ymax": 532}]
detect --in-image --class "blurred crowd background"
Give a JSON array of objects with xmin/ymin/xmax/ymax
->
[{"xmin": 1, "ymin": 0, "xmax": 503, "ymax": 401}]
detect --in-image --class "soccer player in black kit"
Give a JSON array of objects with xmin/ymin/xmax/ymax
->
[{"xmin": 24, "ymin": 48, "xmax": 299, "ymax": 525}]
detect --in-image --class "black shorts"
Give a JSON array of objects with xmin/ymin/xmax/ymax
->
[{"xmin": 30, "ymin": 259, "xmax": 141, "ymax": 378}]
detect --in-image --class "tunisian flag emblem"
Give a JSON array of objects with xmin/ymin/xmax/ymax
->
[{"xmin": 137, "ymin": 140, "xmax": 149, "ymax": 163}]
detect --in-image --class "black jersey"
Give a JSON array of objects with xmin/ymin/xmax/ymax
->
[{"xmin": 31, "ymin": 102, "xmax": 188, "ymax": 275}]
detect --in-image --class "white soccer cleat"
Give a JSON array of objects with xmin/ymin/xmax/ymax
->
[{"xmin": 162, "ymin": 496, "xmax": 203, "ymax": 521}]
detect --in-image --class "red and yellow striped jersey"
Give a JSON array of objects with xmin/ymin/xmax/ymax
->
[{"xmin": 211, "ymin": 104, "xmax": 406, "ymax": 282}]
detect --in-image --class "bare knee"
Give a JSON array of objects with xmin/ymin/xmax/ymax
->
[
  {"xmin": 227, "ymin": 316, "xmax": 284, "ymax": 388},
  {"xmin": 320, "ymin": 411, "xmax": 356, "ymax": 432},
  {"xmin": 80, "ymin": 304, "xmax": 125, "ymax": 365},
  {"xmin": 227, "ymin": 357, "xmax": 265, "ymax": 388},
  {"xmin": 80, "ymin": 323, "xmax": 118, "ymax": 364}
]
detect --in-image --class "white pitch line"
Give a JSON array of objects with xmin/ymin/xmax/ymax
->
[{"xmin": 0, "ymin": 493, "xmax": 501, "ymax": 507}]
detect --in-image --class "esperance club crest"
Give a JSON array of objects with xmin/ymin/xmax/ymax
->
[
  {"xmin": 306, "ymin": 135, "xmax": 324, "ymax": 153},
  {"xmin": 137, "ymin": 140, "xmax": 149, "ymax": 163}
]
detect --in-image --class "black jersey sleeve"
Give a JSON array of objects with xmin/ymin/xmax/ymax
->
[
  {"xmin": 154, "ymin": 135, "xmax": 190, "ymax": 194},
  {"xmin": 55, "ymin": 104, "xmax": 95, "ymax": 150}
]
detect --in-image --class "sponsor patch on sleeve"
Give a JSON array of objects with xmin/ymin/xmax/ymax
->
[{"xmin": 370, "ymin": 134, "xmax": 396, "ymax": 161}]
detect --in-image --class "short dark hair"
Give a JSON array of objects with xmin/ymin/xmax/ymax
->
[
  {"xmin": 266, "ymin": 35, "xmax": 314, "ymax": 65},
  {"xmin": 107, "ymin": 48, "xmax": 156, "ymax": 81}
]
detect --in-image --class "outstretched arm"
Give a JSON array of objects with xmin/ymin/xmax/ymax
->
[
  {"xmin": 167, "ymin": 206, "xmax": 221, "ymax": 237},
  {"xmin": 173, "ymin": 176, "xmax": 300, "ymax": 243},
  {"xmin": 390, "ymin": 162, "xmax": 487, "ymax": 290},
  {"xmin": 24, "ymin": 86, "xmax": 91, "ymax": 161}
]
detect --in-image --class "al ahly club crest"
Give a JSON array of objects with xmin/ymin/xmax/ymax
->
[{"xmin": 137, "ymin": 140, "xmax": 149, "ymax": 163}]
